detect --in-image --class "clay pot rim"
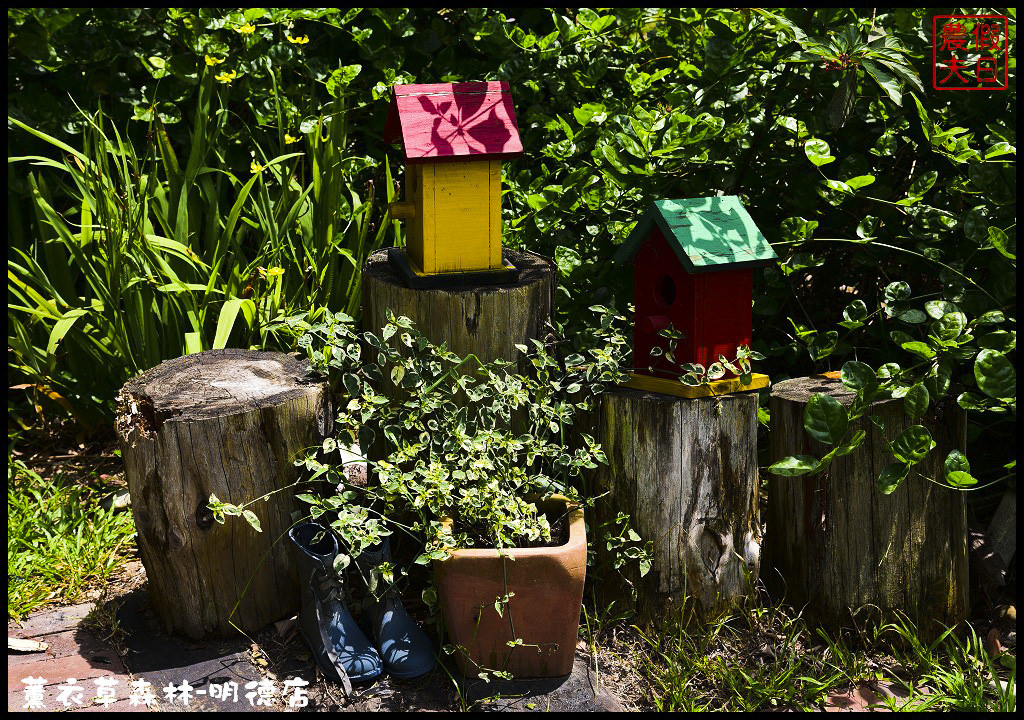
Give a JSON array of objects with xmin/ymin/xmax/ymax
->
[{"xmin": 437, "ymin": 494, "xmax": 585, "ymax": 560}]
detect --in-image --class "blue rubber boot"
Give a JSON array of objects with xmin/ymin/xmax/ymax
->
[
  {"xmin": 359, "ymin": 538, "xmax": 437, "ymax": 679},
  {"xmin": 289, "ymin": 523, "xmax": 383, "ymax": 688}
]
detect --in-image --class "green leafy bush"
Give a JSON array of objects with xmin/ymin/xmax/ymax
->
[{"xmin": 7, "ymin": 9, "xmax": 1015, "ymax": 490}]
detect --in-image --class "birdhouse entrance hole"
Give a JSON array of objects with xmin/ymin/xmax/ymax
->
[{"xmin": 656, "ymin": 275, "xmax": 677, "ymax": 308}]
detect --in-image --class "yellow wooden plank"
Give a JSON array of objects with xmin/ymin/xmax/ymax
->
[
  {"xmin": 488, "ymin": 160, "xmax": 502, "ymax": 268},
  {"xmin": 403, "ymin": 164, "xmax": 422, "ymax": 271},
  {"xmin": 418, "ymin": 163, "xmax": 435, "ymax": 273},
  {"xmin": 621, "ymin": 372, "xmax": 769, "ymax": 398},
  {"xmin": 429, "ymin": 160, "xmax": 491, "ymax": 273}
]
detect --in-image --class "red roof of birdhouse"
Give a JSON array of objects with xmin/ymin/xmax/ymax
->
[{"xmin": 383, "ymin": 81, "xmax": 523, "ymax": 162}]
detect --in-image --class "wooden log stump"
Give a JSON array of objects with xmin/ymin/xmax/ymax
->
[
  {"xmin": 591, "ymin": 387, "xmax": 761, "ymax": 620},
  {"xmin": 764, "ymin": 376, "xmax": 969, "ymax": 641},
  {"xmin": 115, "ymin": 349, "xmax": 330, "ymax": 639},
  {"xmin": 362, "ymin": 248, "xmax": 555, "ymax": 368}
]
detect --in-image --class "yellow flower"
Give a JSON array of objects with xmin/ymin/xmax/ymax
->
[
  {"xmin": 286, "ymin": 34, "xmax": 309, "ymax": 45},
  {"xmin": 215, "ymin": 70, "xmax": 237, "ymax": 84},
  {"xmin": 236, "ymin": 23, "xmax": 256, "ymax": 34},
  {"xmin": 251, "ymin": 161, "xmax": 265, "ymax": 174},
  {"xmin": 284, "ymin": 133, "xmax": 300, "ymax": 144},
  {"xmin": 205, "ymin": 55, "xmax": 225, "ymax": 67},
  {"xmin": 266, "ymin": 267, "xmax": 285, "ymax": 278}
]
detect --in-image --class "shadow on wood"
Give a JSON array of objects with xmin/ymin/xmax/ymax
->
[{"xmin": 763, "ymin": 376, "xmax": 969, "ymax": 642}]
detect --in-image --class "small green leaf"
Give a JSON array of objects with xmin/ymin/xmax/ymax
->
[
  {"xmin": 932, "ymin": 312, "xmax": 967, "ymax": 342},
  {"xmin": 862, "ymin": 58, "xmax": 903, "ymax": 105},
  {"xmin": 974, "ymin": 310, "xmax": 1005, "ymax": 326},
  {"xmin": 845, "ymin": 174, "xmax": 875, "ymax": 190},
  {"xmin": 884, "ymin": 281, "xmax": 911, "ymax": 303},
  {"xmin": 912, "ymin": 94, "xmax": 933, "ymax": 141},
  {"xmin": 890, "ymin": 425, "xmax": 935, "ymax": 464},
  {"xmin": 804, "ymin": 138, "xmax": 835, "ymax": 166},
  {"xmin": 898, "ymin": 309, "xmax": 927, "ymax": 324},
  {"xmin": 639, "ymin": 558, "xmax": 652, "ymax": 576},
  {"xmin": 343, "ymin": 373, "xmax": 360, "ymax": 397},
  {"xmin": 924, "ymin": 360, "xmax": 953, "ymax": 398},
  {"xmin": 978, "ymin": 330, "xmax": 1016, "ymax": 353},
  {"xmin": 804, "ymin": 393, "xmax": 849, "ymax": 445},
  {"xmin": 903, "ymin": 383, "xmax": 930, "ymax": 419},
  {"xmin": 834, "ymin": 429, "xmax": 866, "ymax": 457},
  {"xmin": 987, "ymin": 227, "xmax": 1015, "ymax": 260},
  {"xmin": 877, "ymin": 362, "xmax": 901, "ymax": 380},
  {"xmin": 876, "ymin": 462, "xmax": 909, "ymax": 494},
  {"xmin": 768, "ymin": 455, "xmax": 820, "ymax": 476},
  {"xmin": 974, "ymin": 349, "xmax": 1015, "ymax": 400},
  {"xmin": 901, "ymin": 341, "xmax": 936, "ymax": 359},
  {"xmin": 841, "ymin": 361, "xmax": 877, "ymax": 391},
  {"xmin": 908, "ymin": 171, "xmax": 938, "ymax": 197},
  {"xmin": 573, "ymin": 102, "xmax": 607, "ymax": 125},
  {"xmin": 924, "ymin": 300, "xmax": 960, "ymax": 319},
  {"xmin": 213, "ymin": 298, "xmax": 253, "ymax": 350},
  {"xmin": 828, "ymin": 73, "xmax": 857, "ymax": 129},
  {"xmin": 984, "ymin": 141, "xmax": 1014, "ymax": 159},
  {"xmin": 810, "ymin": 331, "xmax": 838, "ymax": 360},
  {"xmin": 946, "ymin": 470, "xmax": 978, "ymax": 488},
  {"xmin": 242, "ymin": 509, "xmax": 263, "ymax": 533},
  {"xmin": 957, "ymin": 391, "xmax": 992, "ymax": 411},
  {"xmin": 943, "ymin": 449, "xmax": 971, "ymax": 475},
  {"xmin": 554, "ymin": 245, "xmax": 582, "ymax": 277},
  {"xmin": 857, "ymin": 215, "xmax": 879, "ymax": 239},
  {"xmin": 327, "ymin": 64, "xmax": 362, "ymax": 98},
  {"xmin": 841, "ymin": 299, "xmax": 868, "ymax": 329}
]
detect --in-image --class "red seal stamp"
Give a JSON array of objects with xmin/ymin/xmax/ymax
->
[{"xmin": 932, "ymin": 15, "xmax": 1010, "ymax": 90}]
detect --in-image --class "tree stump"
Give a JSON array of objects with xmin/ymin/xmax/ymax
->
[
  {"xmin": 590, "ymin": 387, "xmax": 761, "ymax": 620},
  {"xmin": 764, "ymin": 376, "xmax": 969, "ymax": 641},
  {"xmin": 361, "ymin": 248, "xmax": 555, "ymax": 368},
  {"xmin": 115, "ymin": 349, "xmax": 330, "ymax": 639}
]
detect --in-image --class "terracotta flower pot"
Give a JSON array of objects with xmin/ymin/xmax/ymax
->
[{"xmin": 433, "ymin": 495, "xmax": 586, "ymax": 678}]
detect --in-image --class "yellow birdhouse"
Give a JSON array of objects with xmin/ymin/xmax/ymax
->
[{"xmin": 384, "ymin": 81, "xmax": 523, "ymax": 288}]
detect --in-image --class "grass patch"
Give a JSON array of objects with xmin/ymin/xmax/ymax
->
[
  {"xmin": 880, "ymin": 614, "xmax": 1017, "ymax": 712},
  {"xmin": 8, "ymin": 456, "xmax": 136, "ymax": 620},
  {"xmin": 634, "ymin": 601, "xmax": 1016, "ymax": 712}
]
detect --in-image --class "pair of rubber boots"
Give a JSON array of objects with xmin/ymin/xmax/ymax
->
[{"xmin": 289, "ymin": 523, "xmax": 435, "ymax": 684}]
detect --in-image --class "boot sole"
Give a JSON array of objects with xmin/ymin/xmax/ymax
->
[
  {"xmin": 385, "ymin": 660, "xmax": 437, "ymax": 680},
  {"xmin": 298, "ymin": 625, "xmax": 383, "ymax": 684}
]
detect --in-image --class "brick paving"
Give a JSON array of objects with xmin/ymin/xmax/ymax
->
[
  {"xmin": 7, "ymin": 597, "xmax": 948, "ymax": 712},
  {"xmin": 8, "ymin": 603, "xmax": 144, "ymax": 712}
]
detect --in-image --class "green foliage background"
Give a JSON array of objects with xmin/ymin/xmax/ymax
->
[{"xmin": 7, "ymin": 8, "xmax": 1015, "ymax": 487}]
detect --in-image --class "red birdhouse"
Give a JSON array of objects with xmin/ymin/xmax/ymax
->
[
  {"xmin": 613, "ymin": 196, "xmax": 777, "ymax": 397},
  {"xmin": 383, "ymin": 81, "xmax": 523, "ymax": 288}
]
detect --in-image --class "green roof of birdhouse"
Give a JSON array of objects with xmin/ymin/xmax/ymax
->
[{"xmin": 613, "ymin": 196, "xmax": 778, "ymax": 273}]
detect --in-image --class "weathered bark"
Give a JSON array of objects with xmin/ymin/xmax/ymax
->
[
  {"xmin": 590, "ymin": 387, "xmax": 761, "ymax": 620},
  {"xmin": 361, "ymin": 248, "xmax": 555, "ymax": 369},
  {"xmin": 764, "ymin": 376, "xmax": 969, "ymax": 641},
  {"xmin": 116, "ymin": 349, "xmax": 330, "ymax": 639}
]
